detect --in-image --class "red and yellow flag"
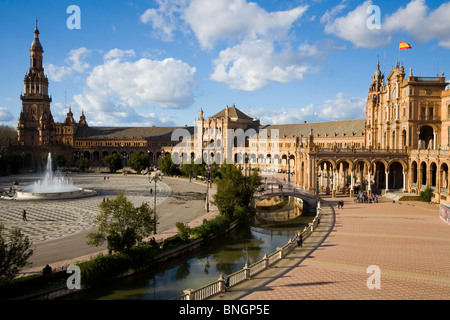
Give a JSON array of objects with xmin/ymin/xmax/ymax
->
[{"xmin": 399, "ymin": 41, "xmax": 412, "ymax": 50}]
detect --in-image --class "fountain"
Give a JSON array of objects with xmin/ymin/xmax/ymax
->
[{"xmin": 15, "ymin": 153, "xmax": 95, "ymax": 200}]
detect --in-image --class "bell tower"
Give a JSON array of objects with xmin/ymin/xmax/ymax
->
[
  {"xmin": 365, "ymin": 57, "xmax": 384, "ymax": 148},
  {"xmin": 18, "ymin": 19, "xmax": 53, "ymax": 146}
]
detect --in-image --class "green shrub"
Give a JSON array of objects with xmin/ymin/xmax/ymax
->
[
  {"xmin": 233, "ymin": 205, "xmax": 249, "ymax": 222},
  {"xmin": 176, "ymin": 222, "xmax": 191, "ymax": 242},
  {"xmin": 78, "ymin": 245, "xmax": 159, "ymax": 286},
  {"xmin": 420, "ymin": 187, "xmax": 434, "ymax": 202}
]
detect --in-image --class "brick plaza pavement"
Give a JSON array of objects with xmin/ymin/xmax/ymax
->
[
  {"xmin": 216, "ymin": 195, "xmax": 450, "ymax": 300},
  {"xmin": 0, "ymin": 173, "xmax": 216, "ymax": 276},
  {"xmin": 0, "ymin": 173, "xmax": 171, "ymax": 244}
]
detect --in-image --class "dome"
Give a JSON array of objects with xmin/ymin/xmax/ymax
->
[{"xmin": 30, "ymin": 28, "xmax": 43, "ymax": 52}]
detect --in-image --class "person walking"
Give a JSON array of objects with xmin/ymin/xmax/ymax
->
[
  {"xmin": 295, "ymin": 233, "xmax": 303, "ymax": 247},
  {"xmin": 22, "ymin": 209, "xmax": 28, "ymax": 221}
]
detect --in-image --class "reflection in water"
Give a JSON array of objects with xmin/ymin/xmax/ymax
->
[{"xmin": 67, "ymin": 196, "xmax": 314, "ymax": 300}]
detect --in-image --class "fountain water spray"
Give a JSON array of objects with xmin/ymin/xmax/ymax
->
[
  {"xmin": 22, "ymin": 153, "xmax": 78, "ymax": 193},
  {"xmin": 14, "ymin": 153, "xmax": 95, "ymax": 200}
]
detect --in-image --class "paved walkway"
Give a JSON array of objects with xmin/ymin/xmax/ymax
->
[
  {"xmin": 0, "ymin": 173, "xmax": 217, "ymax": 276},
  {"xmin": 212, "ymin": 195, "xmax": 450, "ymax": 300}
]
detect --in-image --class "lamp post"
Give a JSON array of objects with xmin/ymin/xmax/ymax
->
[
  {"xmin": 205, "ymin": 164, "xmax": 211, "ymax": 212},
  {"xmin": 287, "ymin": 151, "xmax": 291, "ymax": 185},
  {"xmin": 316, "ymin": 156, "xmax": 320, "ymax": 208},
  {"xmin": 149, "ymin": 172, "xmax": 162, "ymax": 234}
]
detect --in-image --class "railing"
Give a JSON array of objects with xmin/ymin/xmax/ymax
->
[
  {"xmin": 317, "ymin": 147, "xmax": 407, "ymax": 154},
  {"xmin": 173, "ymin": 201, "xmax": 324, "ymax": 300},
  {"xmin": 417, "ymin": 77, "xmax": 442, "ymax": 82}
]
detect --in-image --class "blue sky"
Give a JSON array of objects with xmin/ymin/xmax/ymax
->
[{"xmin": 1, "ymin": 0, "xmax": 449, "ymax": 128}]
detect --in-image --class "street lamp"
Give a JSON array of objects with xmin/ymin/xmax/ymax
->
[
  {"xmin": 316, "ymin": 156, "xmax": 320, "ymax": 207},
  {"xmin": 205, "ymin": 164, "xmax": 211, "ymax": 212},
  {"xmin": 149, "ymin": 172, "xmax": 162, "ymax": 234},
  {"xmin": 287, "ymin": 151, "xmax": 290, "ymax": 185}
]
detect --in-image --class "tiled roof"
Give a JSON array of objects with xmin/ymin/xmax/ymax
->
[
  {"xmin": 259, "ymin": 119, "xmax": 366, "ymax": 138},
  {"xmin": 74, "ymin": 126, "xmax": 194, "ymax": 140},
  {"xmin": 210, "ymin": 105, "xmax": 254, "ymax": 120}
]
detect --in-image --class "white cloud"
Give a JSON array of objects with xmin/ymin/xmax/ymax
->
[
  {"xmin": 244, "ymin": 105, "xmax": 316, "ymax": 125},
  {"xmin": 140, "ymin": 0, "xmax": 188, "ymax": 41},
  {"xmin": 103, "ymin": 49, "xmax": 135, "ymax": 61},
  {"xmin": 317, "ymin": 92, "xmax": 366, "ymax": 121},
  {"xmin": 243, "ymin": 92, "xmax": 365, "ymax": 124},
  {"xmin": 211, "ymin": 39, "xmax": 319, "ymax": 91},
  {"xmin": 384, "ymin": 0, "xmax": 450, "ymax": 48},
  {"xmin": 322, "ymin": 0, "xmax": 389, "ymax": 49},
  {"xmin": 322, "ymin": 0, "xmax": 450, "ymax": 49},
  {"xmin": 46, "ymin": 47, "xmax": 92, "ymax": 82},
  {"xmin": 184, "ymin": 0, "xmax": 308, "ymax": 49},
  {"xmin": 74, "ymin": 49, "xmax": 197, "ymax": 125},
  {"xmin": 0, "ymin": 106, "xmax": 14, "ymax": 122}
]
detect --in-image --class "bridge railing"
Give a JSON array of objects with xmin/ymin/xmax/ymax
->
[{"xmin": 172, "ymin": 201, "xmax": 324, "ymax": 300}]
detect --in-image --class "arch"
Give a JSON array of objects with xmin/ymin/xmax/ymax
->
[
  {"xmin": 373, "ymin": 160, "xmax": 387, "ymax": 191},
  {"xmin": 387, "ymin": 158, "xmax": 407, "ymax": 172},
  {"xmin": 441, "ymin": 162, "xmax": 449, "ymax": 192},
  {"xmin": 430, "ymin": 162, "xmax": 438, "ymax": 188},
  {"xmin": 411, "ymin": 161, "xmax": 418, "ymax": 185},
  {"xmin": 317, "ymin": 158, "xmax": 336, "ymax": 171},
  {"xmin": 336, "ymin": 158, "xmax": 353, "ymax": 171},
  {"xmin": 420, "ymin": 161, "xmax": 427, "ymax": 188},
  {"xmin": 418, "ymin": 125, "xmax": 436, "ymax": 149},
  {"xmin": 281, "ymin": 154, "xmax": 288, "ymax": 166},
  {"xmin": 388, "ymin": 161, "xmax": 404, "ymax": 190}
]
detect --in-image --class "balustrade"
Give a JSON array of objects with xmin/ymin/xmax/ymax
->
[{"xmin": 173, "ymin": 201, "xmax": 324, "ymax": 300}]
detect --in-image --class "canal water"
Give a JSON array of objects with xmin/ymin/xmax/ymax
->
[{"xmin": 67, "ymin": 197, "xmax": 314, "ymax": 300}]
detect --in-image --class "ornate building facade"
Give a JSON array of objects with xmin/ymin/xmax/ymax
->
[{"xmin": 12, "ymin": 25, "xmax": 450, "ymax": 203}]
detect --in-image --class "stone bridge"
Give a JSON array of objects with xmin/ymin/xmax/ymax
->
[{"xmin": 252, "ymin": 186, "xmax": 317, "ymax": 213}]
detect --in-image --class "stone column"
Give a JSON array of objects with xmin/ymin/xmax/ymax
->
[
  {"xmin": 320, "ymin": 166, "xmax": 324, "ymax": 192},
  {"xmin": 332, "ymin": 170, "xmax": 337, "ymax": 198},
  {"xmin": 350, "ymin": 170, "xmax": 355, "ymax": 197},
  {"xmin": 403, "ymin": 171, "xmax": 407, "ymax": 192},
  {"xmin": 385, "ymin": 170, "xmax": 389, "ymax": 193}
]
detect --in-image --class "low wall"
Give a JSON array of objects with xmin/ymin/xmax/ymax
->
[{"xmin": 440, "ymin": 204, "xmax": 450, "ymax": 225}]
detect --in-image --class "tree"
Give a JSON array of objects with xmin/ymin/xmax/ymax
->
[
  {"xmin": 0, "ymin": 222, "xmax": 34, "ymax": 285},
  {"xmin": 213, "ymin": 164, "xmax": 261, "ymax": 218},
  {"xmin": 158, "ymin": 153, "xmax": 179, "ymax": 176},
  {"xmin": 175, "ymin": 222, "xmax": 191, "ymax": 242},
  {"xmin": 77, "ymin": 158, "xmax": 90, "ymax": 172},
  {"xmin": 0, "ymin": 125, "xmax": 17, "ymax": 147},
  {"xmin": 86, "ymin": 193, "xmax": 158, "ymax": 253},
  {"xmin": 103, "ymin": 153, "xmax": 123, "ymax": 173},
  {"xmin": 128, "ymin": 152, "xmax": 149, "ymax": 173}
]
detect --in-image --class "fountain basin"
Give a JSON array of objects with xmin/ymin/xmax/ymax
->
[{"xmin": 15, "ymin": 188, "xmax": 96, "ymax": 200}]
